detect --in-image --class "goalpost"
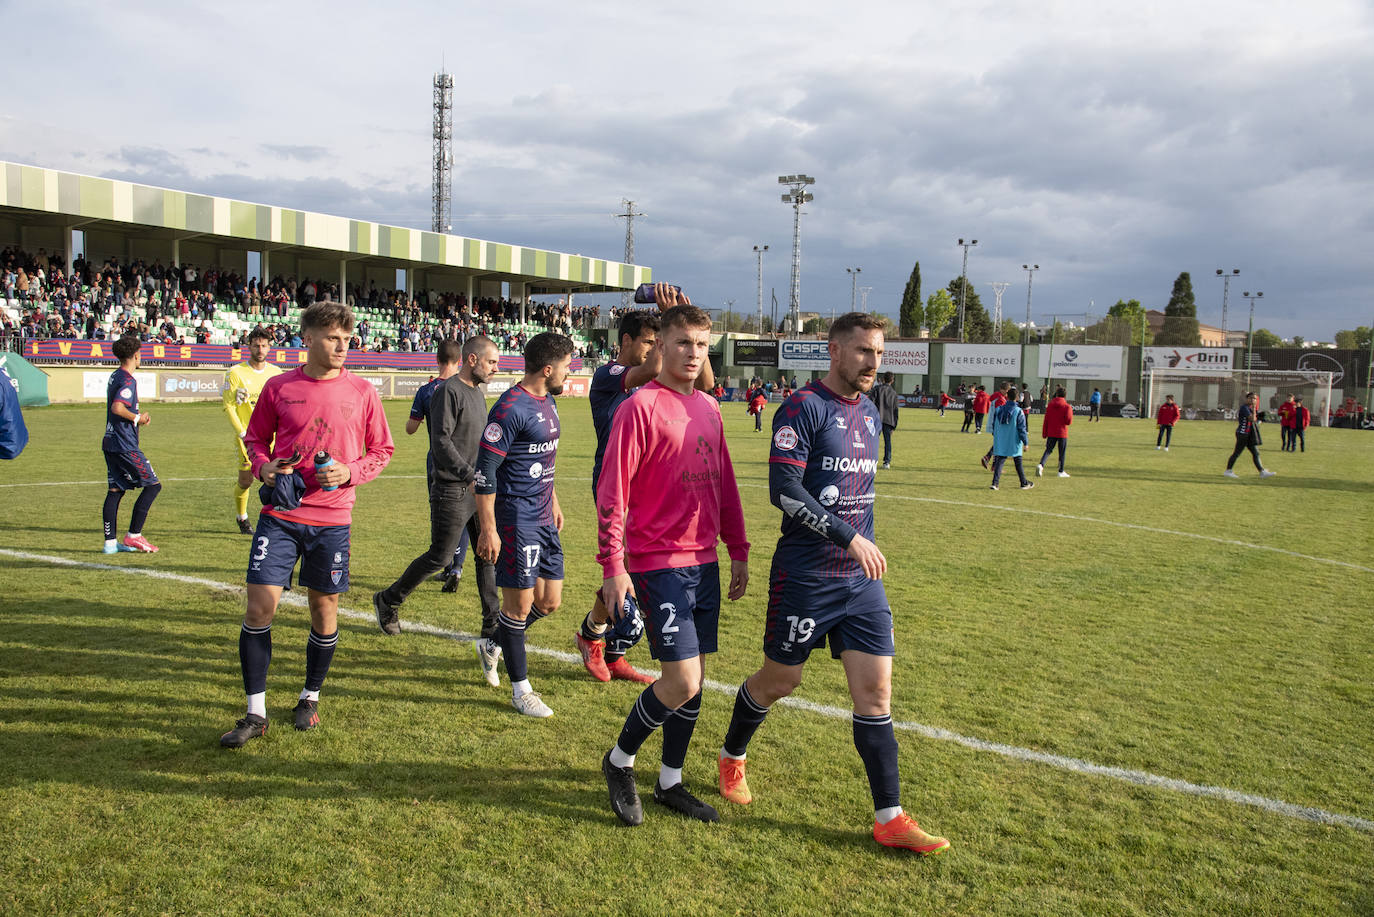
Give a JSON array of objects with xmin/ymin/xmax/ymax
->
[{"xmin": 1146, "ymin": 369, "xmax": 1334, "ymax": 427}]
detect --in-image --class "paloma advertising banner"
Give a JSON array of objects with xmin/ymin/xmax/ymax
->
[
  {"xmin": 1038, "ymin": 345, "xmax": 1125, "ymax": 381},
  {"xmin": 779, "ymin": 340, "xmax": 832, "ymax": 371},
  {"xmin": 881, "ymin": 342, "xmax": 930, "ymax": 372},
  {"xmin": 1142, "ymin": 347, "xmax": 1232, "ymax": 375},
  {"xmin": 943, "ymin": 344, "xmax": 1021, "ymax": 376}
]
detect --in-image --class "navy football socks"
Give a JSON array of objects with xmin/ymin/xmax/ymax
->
[
  {"xmin": 304, "ymin": 629, "xmax": 338, "ymax": 692},
  {"xmin": 661, "ymin": 691, "xmax": 702, "ymax": 771},
  {"xmin": 722, "ymin": 682, "xmax": 771, "ymax": 758},
  {"xmin": 239, "ymin": 622, "xmax": 273, "ymax": 695},
  {"xmin": 496, "ymin": 612, "xmax": 528, "ymax": 682},
  {"xmin": 615, "ymin": 684, "xmax": 672, "ymax": 757},
  {"xmin": 853, "ymin": 712, "xmax": 901, "ymax": 810}
]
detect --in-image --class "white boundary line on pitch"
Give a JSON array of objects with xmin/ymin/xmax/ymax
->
[
  {"xmin": 5, "ymin": 474, "xmax": 1369, "ymax": 575},
  {"xmin": 2, "ymin": 546, "xmax": 1370, "ymax": 836}
]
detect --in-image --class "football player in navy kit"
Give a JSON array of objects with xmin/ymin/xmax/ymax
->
[
  {"xmin": 100, "ymin": 336, "xmax": 161, "ymax": 554},
  {"xmin": 715, "ymin": 312, "xmax": 950, "ymax": 855},
  {"xmin": 474, "ymin": 332, "xmax": 575, "ymax": 717}
]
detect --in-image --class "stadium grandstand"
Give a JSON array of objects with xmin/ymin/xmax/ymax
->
[{"xmin": 0, "ymin": 161, "xmax": 648, "ymax": 369}]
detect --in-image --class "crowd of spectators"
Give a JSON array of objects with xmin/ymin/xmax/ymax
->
[{"xmin": 1, "ymin": 245, "xmax": 607, "ymax": 361}]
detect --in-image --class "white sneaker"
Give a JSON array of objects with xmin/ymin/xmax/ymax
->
[
  {"xmin": 1164, "ymin": 447, "xmax": 1169, "ymax": 451},
  {"xmin": 1058, "ymin": 471, "xmax": 1070, "ymax": 478},
  {"xmin": 512, "ymin": 691, "xmax": 553, "ymax": 718},
  {"xmin": 1036, "ymin": 464, "xmax": 1043, "ymax": 477},
  {"xmin": 988, "ymin": 484, "xmax": 998, "ymax": 491},
  {"xmin": 1259, "ymin": 469, "xmax": 1277, "ymax": 478},
  {"xmin": 1156, "ymin": 445, "xmax": 1161, "ymax": 450},
  {"xmin": 1223, "ymin": 469, "xmax": 1240, "ymax": 479},
  {"xmin": 475, "ymin": 638, "xmax": 502, "ymax": 687}
]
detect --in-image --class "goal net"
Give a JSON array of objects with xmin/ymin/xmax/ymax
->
[{"xmin": 1146, "ymin": 368, "xmax": 1334, "ymax": 427}]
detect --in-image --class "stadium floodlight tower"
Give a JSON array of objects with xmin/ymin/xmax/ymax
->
[
  {"xmin": 753, "ymin": 244, "xmax": 769, "ymax": 333},
  {"xmin": 615, "ymin": 200, "xmax": 645, "ymax": 309},
  {"xmin": 846, "ymin": 267, "xmax": 862, "ymax": 311},
  {"xmin": 1022, "ymin": 264, "xmax": 1039, "ymax": 344},
  {"xmin": 1216, "ymin": 268, "xmax": 1240, "ymax": 336},
  {"xmin": 431, "ymin": 71, "xmax": 454, "ymax": 234},
  {"xmin": 779, "ymin": 175, "xmax": 815, "ymax": 334},
  {"xmin": 956, "ymin": 238, "xmax": 978, "ymax": 342}
]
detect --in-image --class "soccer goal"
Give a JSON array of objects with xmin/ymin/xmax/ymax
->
[{"xmin": 1146, "ymin": 368, "xmax": 1334, "ymax": 427}]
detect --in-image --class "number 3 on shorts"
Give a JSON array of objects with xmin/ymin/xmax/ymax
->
[
  {"xmin": 660, "ymin": 602, "xmax": 680, "ymax": 634},
  {"xmin": 253, "ymin": 536, "xmax": 270, "ymax": 561}
]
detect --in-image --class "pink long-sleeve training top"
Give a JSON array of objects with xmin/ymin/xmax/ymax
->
[
  {"xmin": 245, "ymin": 366, "xmax": 394, "ymax": 527},
  {"xmin": 596, "ymin": 380, "xmax": 749, "ymax": 578}
]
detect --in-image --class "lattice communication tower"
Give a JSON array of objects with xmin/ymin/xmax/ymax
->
[
  {"xmin": 988, "ymin": 281, "xmax": 1010, "ymax": 342},
  {"xmin": 432, "ymin": 71, "xmax": 454, "ymax": 234},
  {"xmin": 615, "ymin": 199, "xmax": 644, "ymax": 308}
]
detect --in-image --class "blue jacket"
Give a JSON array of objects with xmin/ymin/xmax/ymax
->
[
  {"xmin": 0, "ymin": 364, "xmax": 28, "ymax": 460},
  {"xmin": 990, "ymin": 401, "xmax": 1027, "ymax": 457}
]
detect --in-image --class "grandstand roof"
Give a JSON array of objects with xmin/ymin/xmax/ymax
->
[{"xmin": 0, "ymin": 161, "xmax": 649, "ymax": 295}]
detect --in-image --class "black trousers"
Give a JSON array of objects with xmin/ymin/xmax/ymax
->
[
  {"xmin": 379, "ymin": 482, "xmax": 499, "ymax": 639},
  {"xmin": 1038, "ymin": 437, "xmax": 1067, "ymax": 472},
  {"xmin": 1226, "ymin": 434, "xmax": 1263, "ymax": 471},
  {"xmin": 1157, "ymin": 424, "xmax": 1173, "ymax": 447},
  {"xmin": 1293, "ymin": 428, "xmax": 1305, "ymax": 451}
]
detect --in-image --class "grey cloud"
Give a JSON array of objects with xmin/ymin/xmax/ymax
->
[{"xmin": 260, "ymin": 144, "xmax": 331, "ymax": 163}]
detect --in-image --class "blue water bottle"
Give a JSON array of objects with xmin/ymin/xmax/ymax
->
[{"xmin": 314, "ymin": 451, "xmax": 337, "ymax": 491}]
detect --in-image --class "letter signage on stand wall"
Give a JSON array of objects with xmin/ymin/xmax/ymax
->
[
  {"xmin": 881, "ymin": 342, "xmax": 930, "ymax": 372},
  {"xmin": 779, "ymin": 340, "xmax": 832, "ymax": 371},
  {"xmin": 1038, "ymin": 345, "xmax": 1124, "ymax": 381},
  {"xmin": 943, "ymin": 344, "xmax": 1021, "ymax": 376}
]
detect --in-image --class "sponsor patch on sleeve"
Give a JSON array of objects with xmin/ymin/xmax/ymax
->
[
  {"xmin": 483, "ymin": 422, "xmax": 503, "ymax": 443},
  {"xmin": 773, "ymin": 425, "xmax": 798, "ymax": 450},
  {"xmin": 119, "ymin": 388, "xmax": 133, "ymax": 399},
  {"xmin": 609, "ymin": 363, "xmax": 625, "ymax": 376}
]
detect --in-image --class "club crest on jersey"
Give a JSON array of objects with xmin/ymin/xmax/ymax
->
[
  {"xmin": 119, "ymin": 388, "xmax": 132, "ymax": 399},
  {"xmin": 864, "ymin": 416, "xmax": 876, "ymax": 436},
  {"xmin": 773, "ymin": 425, "xmax": 798, "ymax": 450},
  {"xmin": 483, "ymin": 422, "xmax": 502, "ymax": 443},
  {"xmin": 609, "ymin": 364, "xmax": 625, "ymax": 376}
]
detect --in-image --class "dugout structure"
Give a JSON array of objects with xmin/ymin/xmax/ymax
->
[{"xmin": 1146, "ymin": 368, "xmax": 1334, "ymax": 426}]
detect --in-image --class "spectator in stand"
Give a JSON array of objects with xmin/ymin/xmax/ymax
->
[
  {"xmin": 1036, "ymin": 386, "xmax": 1073, "ymax": 478},
  {"xmin": 1155, "ymin": 394, "xmax": 1180, "ymax": 450}
]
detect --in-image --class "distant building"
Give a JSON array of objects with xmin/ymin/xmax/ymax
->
[{"xmin": 1145, "ymin": 310, "xmax": 1227, "ymax": 346}]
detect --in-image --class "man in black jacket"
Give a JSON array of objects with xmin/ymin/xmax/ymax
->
[
  {"xmin": 373, "ymin": 336, "xmax": 502, "ymax": 640},
  {"xmin": 868, "ymin": 371, "xmax": 900, "ymax": 469}
]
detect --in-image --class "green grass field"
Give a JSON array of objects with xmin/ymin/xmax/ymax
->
[{"xmin": 1, "ymin": 396, "xmax": 1371, "ymax": 916}]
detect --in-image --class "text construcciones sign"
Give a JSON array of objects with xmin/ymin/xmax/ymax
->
[
  {"xmin": 1038, "ymin": 345, "xmax": 1125, "ymax": 381},
  {"xmin": 732, "ymin": 340, "xmax": 780, "ymax": 367},
  {"xmin": 943, "ymin": 344, "xmax": 1021, "ymax": 376}
]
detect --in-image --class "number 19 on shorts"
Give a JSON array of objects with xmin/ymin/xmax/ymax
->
[{"xmin": 786, "ymin": 615, "xmax": 815, "ymax": 644}]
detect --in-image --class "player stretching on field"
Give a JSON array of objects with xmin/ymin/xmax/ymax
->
[
  {"xmin": 474, "ymin": 332, "xmax": 575, "ymax": 717},
  {"xmin": 223, "ymin": 327, "xmax": 282, "ymax": 535},
  {"xmin": 599, "ymin": 304, "xmax": 750, "ymax": 826},
  {"xmin": 101, "ymin": 335, "xmax": 161, "ymax": 554},
  {"xmin": 716, "ymin": 312, "xmax": 950, "ymax": 855},
  {"xmin": 219, "ymin": 301, "xmax": 394, "ymax": 747}
]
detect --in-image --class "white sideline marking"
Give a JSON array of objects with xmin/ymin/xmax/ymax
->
[
  {"xmin": 2, "ymin": 546, "xmax": 1370, "ymax": 836},
  {"xmin": 5, "ymin": 475, "xmax": 1368, "ymax": 574}
]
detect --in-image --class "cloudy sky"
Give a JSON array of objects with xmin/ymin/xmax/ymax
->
[{"xmin": 3, "ymin": 0, "xmax": 1370, "ymax": 340}]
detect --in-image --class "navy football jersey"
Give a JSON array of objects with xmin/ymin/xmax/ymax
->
[
  {"xmin": 769, "ymin": 382, "xmax": 880, "ymax": 576},
  {"xmin": 410, "ymin": 377, "xmax": 442, "ymax": 424},
  {"xmin": 589, "ymin": 361, "xmax": 634, "ymax": 489},
  {"xmin": 102, "ymin": 368, "xmax": 141, "ymax": 452},
  {"xmin": 475, "ymin": 383, "xmax": 560, "ymax": 524}
]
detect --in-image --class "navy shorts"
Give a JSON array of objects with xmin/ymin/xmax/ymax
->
[
  {"xmin": 104, "ymin": 449, "xmax": 159, "ymax": 491},
  {"xmin": 632, "ymin": 562, "xmax": 721, "ymax": 662},
  {"xmin": 764, "ymin": 564, "xmax": 894, "ymax": 665},
  {"xmin": 495, "ymin": 519, "xmax": 564, "ymax": 589},
  {"xmin": 246, "ymin": 513, "xmax": 352, "ymax": 594}
]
